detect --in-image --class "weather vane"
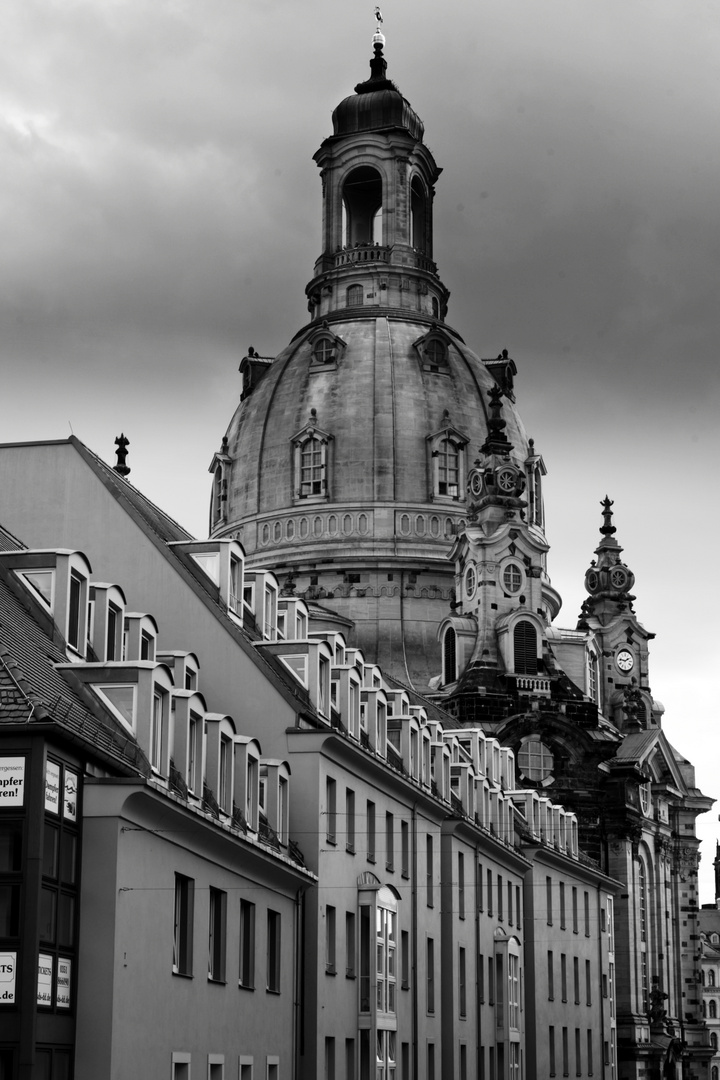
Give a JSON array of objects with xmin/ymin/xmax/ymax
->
[{"xmin": 373, "ymin": 6, "xmax": 385, "ymax": 47}]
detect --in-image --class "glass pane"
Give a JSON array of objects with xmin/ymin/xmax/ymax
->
[
  {"xmin": 0, "ymin": 823, "xmax": 22, "ymax": 872},
  {"xmin": 39, "ymin": 887, "xmax": 56, "ymax": 943},
  {"xmin": 60, "ymin": 832, "xmax": 77, "ymax": 885},
  {"xmin": 58, "ymin": 893, "xmax": 75, "ymax": 947},
  {"xmin": 0, "ymin": 885, "xmax": 19, "ymax": 937},
  {"xmin": 43, "ymin": 823, "xmax": 59, "ymax": 879}
]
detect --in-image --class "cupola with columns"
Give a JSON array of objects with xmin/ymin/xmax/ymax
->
[{"xmin": 305, "ymin": 31, "xmax": 449, "ymax": 324}]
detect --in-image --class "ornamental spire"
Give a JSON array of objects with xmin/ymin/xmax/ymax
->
[{"xmin": 580, "ymin": 497, "xmax": 636, "ymax": 622}]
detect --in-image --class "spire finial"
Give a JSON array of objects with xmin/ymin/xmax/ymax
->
[
  {"xmin": 600, "ymin": 495, "xmax": 616, "ymax": 538},
  {"xmin": 373, "ymin": 6, "xmax": 385, "ymax": 47},
  {"xmin": 113, "ymin": 433, "xmax": 130, "ymax": 477}
]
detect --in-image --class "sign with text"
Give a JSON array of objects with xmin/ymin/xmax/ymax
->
[
  {"xmin": 37, "ymin": 954, "xmax": 53, "ymax": 1006},
  {"xmin": 45, "ymin": 760, "xmax": 60, "ymax": 814},
  {"xmin": 57, "ymin": 957, "xmax": 71, "ymax": 1008},
  {"xmin": 0, "ymin": 758, "xmax": 25, "ymax": 807},
  {"xmin": 0, "ymin": 953, "xmax": 16, "ymax": 1004}
]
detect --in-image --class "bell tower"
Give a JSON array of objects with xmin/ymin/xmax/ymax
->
[{"xmin": 305, "ymin": 28, "xmax": 450, "ymax": 323}]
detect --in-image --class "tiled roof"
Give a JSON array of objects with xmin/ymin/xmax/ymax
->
[
  {"xmin": 0, "ymin": 524, "xmax": 25, "ymax": 552},
  {"xmin": 0, "ymin": 571, "xmax": 148, "ymax": 773}
]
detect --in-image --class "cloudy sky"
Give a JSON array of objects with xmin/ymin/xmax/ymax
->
[{"xmin": 3, "ymin": 1, "xmax": 719, "ymax": 898}]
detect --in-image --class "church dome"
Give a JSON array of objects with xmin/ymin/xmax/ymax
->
[{"xmin": 210, "ymin": 38, "xmax": 545, "ymax": 687}]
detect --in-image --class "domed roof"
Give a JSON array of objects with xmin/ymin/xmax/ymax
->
[
  {"xmin": 220, "ymin": 314, "xmax": 530, "ymax": 564},
  {"xmin": 332, "ymin": 41, "xmax": 424, "ymax": 141}
]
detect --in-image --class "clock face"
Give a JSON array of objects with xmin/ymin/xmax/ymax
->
[{"xmin": 616, "ymin": 649, "xmax": 634, "ymax": 673}]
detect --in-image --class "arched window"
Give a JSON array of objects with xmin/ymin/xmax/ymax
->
[
  {"xmin": 711, "ymin": 1065, "xmax": 718, "ymax": 1080},
  {"xmin": 443, "ymin": 627, "xmax": 457, "ymax": 685},
  {"xmin": 513, "ymin": 621, "xmax": 538, "ymax": 675},
  {"xmin": 346, "ymin": 284, "xmax": 363, "ymax": 307},
  {"xmin": 342, "ymin": 166, "xmax": 383, "ymax": 246},
  {"xmin": 710, "ymin": 998, "xmax": 717, "ymax": 1019},
  {"xmin": 503, "ymin": 563, "xmax": 522, "ymax": 594},
  {"xmin": 410, "ymin": 176, "xmax": 428, "ymax": 251}
]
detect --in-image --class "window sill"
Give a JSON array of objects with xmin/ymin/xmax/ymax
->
[
  {"xmin": 238, "ymin": 982, "xmax": 255, "ymax": 992},
  {"xmin": 172, "ymin": 970, "xmax": 193, "ymax": 979},
  {"xmin": 208, "ymin": 977, "xmax": 227, "ymax": 986},
  {"xmin": 367, "ymin": 855, "xmax": 376, "ymax": 864},
  {"xmin": 266, "ymin": 988, "xmax": 281, "ymax": 996},
  {"xmin": 325, "ymin": 967, "xmax": 336, "ymax": 976},
  {"xmin": 346, "ymin": 845, "xmax": 355, "ymax": 855}
]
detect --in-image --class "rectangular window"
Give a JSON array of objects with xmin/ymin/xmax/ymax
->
[
  {"xmin": 68, "ymin": 570, "xmax": 83, "ymax": 650},
  {"xmin": 562, "ymin": 1027, "xmax": 569, "ymax": 1078},
  {"xmin": 497, "ymin": 874, "xmax": 503, "ymax": 920},
  {"xmin": 239, "ymin": 899, "xmax": 255, "ymax": 988},
  {"xmin": 575, "ymin": 1028, "xmax": 581, "ymax": 1077},
  {"xmin": 219, "ymin": 735, "xmax": 232, "ymax": 812},
  {"xmin": 427, "ymin": 937, "xmax": 435, "ymax": 1014},
  {"xmin": 188, "ymin": 712, "xmax": 202, "ymax": 795},
  {"xmin": 488, "ymin": 955, "xmax": 494, "ymax": 1005},
  {"xmin": 367, "ymin": 801, "xmax": 376, "ymax": 862},
  {"xmin": 359, "ymin": 905, "xmax": 371, "ymax": 1012},
  {"xmin": 401, "ymin": 820, "xmax": 409, "ymax": 878},
  {"xmin": 266, "ymin": 910, "xmax": 281, "ymax": 993},
  {"xmin": 507, "ymin": 880, "xmax": 513, "ymax": 926},
  {"xmin": 574, "ymin": 956, "xmax": 580, "ymax": 1004},
  {"xmin": 325, "ymin": 1037, "xmax": 335, "ymax": 1080},
  {"xmin": 560, "ymin": 882, "xmax": 566, "ymax": 929},
  {"xmin": 386, "ymin": 812, "xmax": 394, "ymax": 871},
  {"xmin": 326, "ymin": 778, "xmax": 337, "ymax": 843},
  {"xmin": 459, "ymin": 946, "xmax": 467, "ymax": 1017},
  {"xmin": 346, "ymin": 789, "xmax": 355, "ymax": 852},
  {"xmin": 326, "ymin": 905, "xmax": 336, "ymax": 974},
  {"xmin": 426, "ymin": 835, "xmax": 434, "ymax": 908},
  {"xmin": 572, "ymin": 887, "xmax": 578, "ymax": 933},
  {"xmin": 427, "ymin": 1044, "xmax": 435, "ymax": 1080},
  {"xmin": 487, "ymin": 869, "xmax": 493, "ymax": 916},
  {"xmin": 546, "ymin": 876, "xmax": 553, "ymax": 924},
  {"xmin": 151, "ymin": 690, "xmax": 165, "ymax": 771},
  {"xmin": 346, "ymin": 1040, "xmax": 355, "ymax": 1080},
  {"xmin": 548, "ymin": 950, "xmax": 554, "ymax": 1000},
  {"xmin": 478, "ymin": 862, "xmax": 484, "ymax": 911},
  {"xmin": 458, "ymin": 853, "xmax": 465, "ymax": 919},
  {"xmin": 587, "ymin": 1030, "xmax": 593, "ymax": 1076},
  {"xmin": 141, "ymin": 628, "xmax": 155, "ymax": 660},
  {"xmin": 549, "ymin": 1027, "xmax": 556, "ymax": 1077},
  {"xmin": 401, "ymin": 930, "xmax": 409, "ymax": 989},
  {"xmin": 561, "ymin": 953, "xmax": 567, "ymax": 1002},
  {"xmin": 173, "ymin": 874, "xmax": 194, "ymax": 976},
  {"xmin": 586, "ymin": 959, "xmax": 592, "ymax": 1005},
  {"xmin": 584, "ymin": 891, "xmax": 590, "ymax": 937},
  {"xmin": 460, "ymin": 1045, "xmax": 467, "ymax": 1080},
  {"xmin": 208, "ymin": 887, "xmax": 227, "ymax": 982},
  {"xmin": 479, "ymin": 954, "xmax": 485, "ymax": 1002},
  {"xmin": 346, "ymin": 912, "xmax": 356, "ymax": 977},
  {"xmin": 516, "ymin": 886, "xmax": 521, "ymax": 929}
]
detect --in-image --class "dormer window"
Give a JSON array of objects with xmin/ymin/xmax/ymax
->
[
  {"xmin": 141, "ymin": 630, "xmax": 155, "ymax": 662},
  {"xmin": 413, "ymin": 326, "xmax": 453, "ymax": 373},
  {"xmin": 18, "ymin": 570, "xmax": 54, "ymax": 609},
  {"xmin": 513, "ymin": 620, "xmax": 538, "ymax": 674},
  {"xmin": 292, "ymin": 419, "xmax": 333, "ymax": 504},
  {"xmin": 427, "ymin": 424, "xmax": 468, "ymax": 503},
  {"xmin": 309, "ymin": 325, "xmax": 345, "ymax": 372},
  {"xmin": 150, "ymin": 688, "xmax": 169, "ymax": 772}
]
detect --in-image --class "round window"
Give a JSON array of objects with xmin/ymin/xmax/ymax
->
[
  {"xmin": 503, "ymin": 563, "xmax": 522, "ymax": 594},
  {"xmin": 465, "ymin": 565, "xmax": 476, "ymax": 599},
  {"xmin": 517, "ymin": 736, "xmax": 554, "ymax": 782}
]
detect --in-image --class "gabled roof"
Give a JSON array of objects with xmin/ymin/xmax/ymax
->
[
  {"xmin": 611, "ymin": 727, "xmax": 687, "ymax": 793},
  {"xmin": 0, "ymin": 523, "xmax": 25, "ymax": 552},
  {"xmin": 0, "ymin": 567, "xmax": 148, "ymax": 773}
]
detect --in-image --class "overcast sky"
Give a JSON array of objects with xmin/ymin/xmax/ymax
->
[{"xmin": 3, "ymin": 1, "xmax": 719, "ymax": 899}]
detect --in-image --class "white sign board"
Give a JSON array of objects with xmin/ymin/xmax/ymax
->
[
  {"xmin": 0, "ymin": 758, "xmax": 25, "ymax": 807},
  {"xmin": 57, "ymin": 957, "xmax": 71, "ymax": 1008},
  {"xmin": 37, "ymin": 954, "xmax": 53, "ymax": 1006},
  {"xmin": 45, "ymin": 760, "xmax": 61, "ymax": 814},
  {"xmin": 0, "ymin": 953, "xmax": 16, "ymax": 1004}
]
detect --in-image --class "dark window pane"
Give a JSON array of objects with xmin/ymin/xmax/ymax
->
[
  {"xmin": 54, "ymin": 1051, "xmax": 72, "ymax": 1080},
  {"xmin": 60, "ymin": 833, "xmax": 77, "ymax": 885},
  {"xmin": 0, "ymin": 884, "xmax": 20, "ymax": 936},
  {"xmin": 34, "ymin": 1050, "xmax": 51, "ymax": 1080},
  {"xmin": 58, "ymin": 893, "xmax": 75, "ymax": 948},
  {"xmin": 43, "ymin": 823, "xmax": 59, "ymax": 879},
  {"xmin": 0, "ymin": 1048, "xmax": 15, "ymax": 1080},
  {"xmin": 0, "ymin": 824, "xmax": 22, "ymax": 873},
  {"xmin": 39, "ymin": 888, "xmax": 56, "ymax": 943}
]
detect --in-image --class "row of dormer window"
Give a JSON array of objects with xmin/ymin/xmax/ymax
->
[{"xmin": 1, "ymin": 547, "xmax": 291, "ymax": 848}]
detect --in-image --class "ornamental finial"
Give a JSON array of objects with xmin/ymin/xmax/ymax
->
[{"xmin": 600, "ymin": 495, "xmax": 616, "ymax": 537}]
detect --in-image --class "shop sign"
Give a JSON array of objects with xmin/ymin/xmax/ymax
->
[
  {"xmin": 0, "ymin": 953, "xmax": 16, "ymax": 1004},
  {"xmin": 0, "ymin": 758, "xmax": 25, "ymax": 807},
  {"xmin": 45, "ymin": 760, "xmax": 61, "ymax": 814},
  {"xmin": 57, "ymin": 957, "xmax": 71, "ymax": 1008},
  {"xmin": 64, "ymin": 770, "xmax": 78, "ymax": 822}
]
